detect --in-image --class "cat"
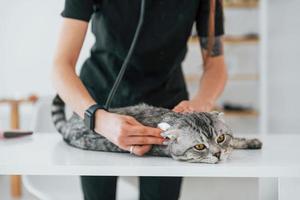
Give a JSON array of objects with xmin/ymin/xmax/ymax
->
[{"xmin": 51, "ymin": 95, "xmax": 262, "ymax": 164}]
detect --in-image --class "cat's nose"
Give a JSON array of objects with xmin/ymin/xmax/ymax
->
[{"xmin": 213, "ymin": 152, "xmax": 221, "ymax": 159}]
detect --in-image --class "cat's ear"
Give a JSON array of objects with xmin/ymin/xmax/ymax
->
[{"xmin": 210, "ymin": 111, "xmax": 225, "ymax": 122}]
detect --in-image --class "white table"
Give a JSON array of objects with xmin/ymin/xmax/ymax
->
[
  {"xmin": 0, "ymin": 133, "xmax": 300, "ymax": 199},
  {"xmin": 0, "ymin": 133, "xmax": 299, "ymax": 177}
]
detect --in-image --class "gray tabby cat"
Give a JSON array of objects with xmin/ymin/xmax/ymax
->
[{"xmin": 51, "ymin": 95, "xmax": 262, "ymax": 164}]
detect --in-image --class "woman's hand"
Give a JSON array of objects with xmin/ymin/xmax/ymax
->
[
  {"xmin": 94, "ymin": 110, "xmax": 164, "ymax": 156},
  {"xmin": 172, "ymin": 98, "xmax": 214, "ymax": 113}
]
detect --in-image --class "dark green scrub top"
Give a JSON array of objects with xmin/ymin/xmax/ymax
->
[{"xmin": 61, "ymin": 0, "xmax": 224, "ymax": 109}]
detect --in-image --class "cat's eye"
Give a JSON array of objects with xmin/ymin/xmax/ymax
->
[
  {"xmin": 194, "ymin": 144, "xmax": 206, "ymax": 151},
  {"xmin": 216, "ymin": 134, "xmax": 226, "ymax": 144}
]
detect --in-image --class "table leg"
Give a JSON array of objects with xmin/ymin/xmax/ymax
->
[
  {"xmin": 10, "ymin": 102, "xmax": 22, "ymax": 198},
  {"xmin": 278, "ymin": 178, "xmax": 300, "ymax": 200},
  {"xmin": 259, "ymin": 178, "xmax": 278, "ymax": 200},
  {"xmin": 10, "ymin": 102, "xmax": 19, "ymax": 129},
  {"xmin": 10, "ymin": 175, "xmax": 22, "ymax": 198}
]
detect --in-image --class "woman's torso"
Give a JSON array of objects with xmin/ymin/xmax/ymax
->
[{"xmin": 80, "ymin": 0, "xmax": 201, "ymax": 108}]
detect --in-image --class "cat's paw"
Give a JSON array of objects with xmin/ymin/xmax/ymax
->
[{"xmin": 247, "ymin": 138, "xmax": 263, "ymax": 149}]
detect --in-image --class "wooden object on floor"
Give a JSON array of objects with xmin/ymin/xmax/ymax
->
[
  {"xmin": 0, "ymin": 94, "xmax": 38, "ymax": 198},
  {"xmin": 188, "ymin": 35, "xmax": 259, "ymax": 45}
]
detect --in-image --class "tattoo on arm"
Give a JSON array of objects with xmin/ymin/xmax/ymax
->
[{"xmin": 200, "ymin": 36, "xmax": 223, "ymax": 57}]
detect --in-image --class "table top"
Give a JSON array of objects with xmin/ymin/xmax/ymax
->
[{"xmin": 0, "ymin": 133, "xmax": 300, "ymax": 177}]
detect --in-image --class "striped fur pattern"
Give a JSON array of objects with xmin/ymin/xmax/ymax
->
[{"xmin": 51, "ymin": 95, "xmax": 262, "ymax": 164}]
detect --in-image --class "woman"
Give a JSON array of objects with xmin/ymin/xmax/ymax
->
[{"xmin": 52, "ymin": 0, "xmax": 227, "ymax": 199}]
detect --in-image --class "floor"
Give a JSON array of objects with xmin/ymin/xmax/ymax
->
[
  {"xmin": 0, "ymin": 176, "xmax": 37, "ymax": 200},
  {"xmin": 0, "ymin": 175, "xmax": 136, "ymax": 200}
]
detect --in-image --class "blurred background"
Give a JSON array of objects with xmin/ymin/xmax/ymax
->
[
  {"xmin": 1, "ymin": 0, "xmax": 299, "ymax": 133},
  {"xmin": 0, "ymin": 0, "xmax": 300, "ymax": 200}
]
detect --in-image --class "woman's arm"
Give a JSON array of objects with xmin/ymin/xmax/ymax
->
[
  {"xmin": 52, "ymin": 18, "xmax": 96, "ymax": 118},
  {"xmin": 173, "ymin": 36, "xmax": 227, "ymax": 112},
  {"xmin": 52, "ymin": 19, "xmax": 164, "ymax": 156}
]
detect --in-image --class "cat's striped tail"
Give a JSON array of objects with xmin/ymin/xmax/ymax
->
[
  {"xmin": 50, "ymin": 95, "xmax": 125, "ymax": 153},
  {"xmin": 51, "ymin": 95, "xmax": 67, "ymax": 133}
]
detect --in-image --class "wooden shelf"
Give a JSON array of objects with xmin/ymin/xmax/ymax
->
[
  {"xmin": 214, "ymin": 107, "xmax": 259, "ymax": 117},
  {"xmin": 185, "ymin": 74, "xmax": 259, "ymax": 82},
  {"xmin": 0, "ymin": 95, "xmax": 38, "ymax": 105},
  {"xmin": 224, "ymin": 1, "xmax": 258, "ymax": 9},
  {"xmin": 189, "ymin": 35, "xmax": 259, "ymax": 45},
  {"xmin": 224, "ymin": 35, "xmax": 259, "ymax": 44}
]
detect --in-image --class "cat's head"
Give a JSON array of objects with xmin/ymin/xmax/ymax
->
[{"xmin": 159, "ymin": 111, "xmax": 233, "ymax": 164}]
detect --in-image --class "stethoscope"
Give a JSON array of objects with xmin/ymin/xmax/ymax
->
[{"xmin": 104, "ymin": 0, "xmax": 146, "ymax": 109}]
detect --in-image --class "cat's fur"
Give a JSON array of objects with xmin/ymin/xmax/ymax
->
[{"xmin": 51, "ymin": 95, "xmax": 262, "ymax": 164}]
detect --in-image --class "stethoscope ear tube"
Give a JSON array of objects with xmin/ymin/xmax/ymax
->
[{"xmin": 104, "ymin": 0, "xmax": 146, "ymax": 110}]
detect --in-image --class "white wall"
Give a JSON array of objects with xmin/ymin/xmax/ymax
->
[
  {"xmin": 0, "ymin": 0, "xmax": 94, "ymax": 129},
  {"xmin": 267, "ymin": 0, "xmax": 300, "ymax": 133},
  {"xmin": 0, "ymin": 0, "xmax": 94, "ymax": 98},
  {"xmin": 0, "ymin": 0, "xmax": 60, "ymax": 97},
  {"xmin": 1, "ymin": 0, "xmax": 300, "ymax": 134}
]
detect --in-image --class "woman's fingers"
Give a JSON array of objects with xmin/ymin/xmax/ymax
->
[
  {"xmin": 125, "ymin": 115, "xmax": 142, "ymax": 125},
  {"xmin": 118, "ymin": 116, "xmax": 161, "ymax": 138},
  {"xmin": 186, "ymin": 107, "xmax": 195, "ymax": 112},
  {"xmin": 129, "ymin": 145, "xmax": 152, "ymax": 156},
  {"xmin": 173, "ymin": 101, "xmax": 188, "ymax": 112},
  {"xmin": 128, "ymin": 126, "xmax": 162, "ymax": 137},
  {"xmin": 173, "ymin": 106, "xmax": 183, "ymax": 112},
  {"xmin": 173, "ymin": 101, "xmax": 197, "ymax": 113},
  {"xmin": 123, "ymin": 116, "xmax": 162, "ymax": 137},
  {"xmin": 173, "ymin": 105, "xmax": 189, "ymax": 113},
  {"xmin": 125, "ymin": 136, "xmax": 164, "ymax": 145}
]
